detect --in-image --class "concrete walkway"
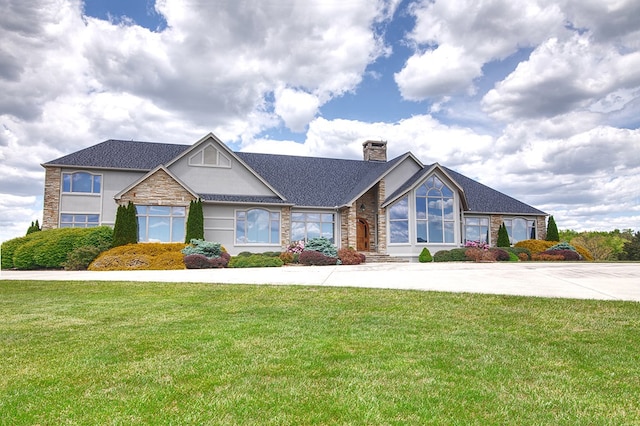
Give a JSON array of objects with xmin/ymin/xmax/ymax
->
[{"xmin": 3, "ymin": 262, "xmax": 640, "ymax": 302}]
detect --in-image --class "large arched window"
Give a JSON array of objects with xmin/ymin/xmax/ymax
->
[
  {"xmin": 504, "ymin": 217, "xmax": 536, "ymax": 244},
  {"xmin": 415, "ymin": 176, "xmax": 455, "ymax": 243}
]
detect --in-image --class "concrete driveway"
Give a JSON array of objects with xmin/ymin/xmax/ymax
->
[{"xmin": 2, "ymin": 262, "xmax": 639, "ymax": 302}]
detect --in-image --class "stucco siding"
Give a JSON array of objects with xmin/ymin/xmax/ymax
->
[{"xmin": 169, "ymin": 155, "xmax": 276, "ymax": 197}]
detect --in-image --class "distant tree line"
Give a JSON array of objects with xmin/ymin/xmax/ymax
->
[{"xmin": 559, "ymin": 228, "xmax": 639, "ymax": 261}]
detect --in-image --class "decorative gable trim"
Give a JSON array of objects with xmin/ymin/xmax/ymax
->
[
  {"xmin": 166, "ymin": 133, "xmax": 288, "ymax": 201},
  {"xmin": 188, "ymin": 142, "xmax": 231, "ymax": 168}
]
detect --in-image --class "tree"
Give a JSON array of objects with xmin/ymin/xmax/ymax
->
[
  {"xmin": 185, "ymin": 199, "xmax": 204, "ymax": 243},
  {"xmin": 546, "ymin": 215, "xmax": 559, "ymax": 242},
  {"xmin": 112, "ymin": 202, "xmax": 138, "ymax": 247},
  {"xmin": 497, "ymin": 223, "xmax": 510, "ymax": 247},
  {"xmin": 620, "ymin": 231, "xmax": 640, "ymax": 261},
  {"xmin": 26, "ymin": 219, "xmax": 41, "ymax": 235}
]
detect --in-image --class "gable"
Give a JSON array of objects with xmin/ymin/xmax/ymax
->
[{"xmin": 116, "ymin": 167, "xmax": 197, "ymax": 205}]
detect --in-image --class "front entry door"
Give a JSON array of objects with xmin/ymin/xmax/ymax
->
[{"xmin": 356, "ymin": 218, "xmax": 369, "ymax": 251}]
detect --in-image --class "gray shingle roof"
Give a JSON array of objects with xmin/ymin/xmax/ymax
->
[
  {"xmin": 236, "ymin": 152, "xmax": 400, "ymax": 207},
  {"xmin": 43, "ymin": 139, "xmax": 190, "ymax": 170},
  {"xmin": 43, "ymin": 139, "xmax": 544, "ymax": 215}
]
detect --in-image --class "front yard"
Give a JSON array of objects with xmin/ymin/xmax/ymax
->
[{"xmin": 1, "ymin": 281, "xmax": 639, "ymax": 424}]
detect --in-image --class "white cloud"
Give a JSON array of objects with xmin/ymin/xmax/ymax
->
[{"xmin": 274, "ymin": 87, "xmax": 320, "ymax": 133}]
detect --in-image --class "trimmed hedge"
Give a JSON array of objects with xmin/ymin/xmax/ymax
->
[
  {"xmin": 418, "ymin": 248, "xmax": 432, "ymax": 263},
  {"xmin": 1, "ymin": 227, "xmax": 113, "ymax": 270},
  {"xmin": 89, "ymin": 243, "xmax": 187, "ymax": 270},
  {"xmin": 229, "ymin": 254, "xmax": 283, "ymax": 268},
  {"xmin": 433, "ymin": 248, "xmax": 471, "ymax": 262}
]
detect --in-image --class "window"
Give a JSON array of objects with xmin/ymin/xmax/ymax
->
[
  {"xmin": 62, "ymin": 172, "xmax": 101, "ymax": 194},
  {"xmin": 416, "ymin": 176, "xmax": 455, "ymax": 243},
  {"xmin": 236, "ymin": 209, "xmax": 280, "ymax": 244},
  {"xmin": 389, "ymin": 196, "xmax": 409, "ymax": 244},
  {"xmin": 60, "ymin": 214, "xmax": 100, "ymax": 228},
  {"xmin": 465, "ymin": 217, "xmax": 490, "ymax": 244},
  {"xmin": 504, "ymin": 218, "xmax": 536, "ymax": 244},
  {"xmin": 189, "ymin": 144, "xmax": 231, "ymax": 167},
  {"xmin": 291, "ymin": 212, "xmax": 335, "ymax": 243},
  {"xmin": 136, "ymin": 205, "xmax": 185, "ymax": 242}
]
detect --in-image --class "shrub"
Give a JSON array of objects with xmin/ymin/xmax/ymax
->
[
  {"xmin": 546, "ymin": 215, "xmax": 559, "ymax": 242},
  {"xmin": 184, "ymin": 254, "xmax": 211, "ymax": 269},
  {"xmin": 541, "ymin": 249, "xmax": 581, "ymax": 261},
  {"xmin": 338, "ymin": 247, "xmax": 365, "ymax": 265},
  {"xmin": 229, "ymin": 254, "xmax": 283, "ymax": 268},
  {"xmin": 304, "ymin": 237, "xmax": 338, "ymax": 258},
  {"xmin": 497, "ymin": 223, "xmax": 510, "ymax": 247},
  {"xmin": 185, "ymin": 199, "xmax": 204, "ymax": 242},
  {"xmin": 465, "ymin": 248, "xmax": 496, "ymax": 262},
  {"xmin": 112, "ymin": 202, "xmax": 138, "ymax": 248},
  {"xmin": 489, "ymin": 248, "xmax": 510, "ymax": 261},
  {"xmin": 620, "ymin": 231, "xmax": 640, "ymax": 261},
  {"xmin": 26, "ymin": 220, "xmax": 41, "ymax": 235},
  {"xmin": 532, "ymin": 253, "xmax": 564, "ymax": 261},
  {"xmin": 508, "ymin": 252, "xmax": 519, "ymax": 262},
  {"xmin": 181, "ymin": 239, "xmax": 224, "ymax": 258},
  {"xmin": 517, "ymin": 253, "xmax": 529, "ymax": 261},
  {"xmin": 433, "ymin": 250, "xmax": 452, "ymax": 262},
  {"xmin": 572, "ymin": 244, "xmax": 594, "ymax": 261},
  {"xmin": 63, "ymin": 246, "xmax": 103, "ymax": 270},
  {"xmin": 287, "ymin": 240, "xmax": 305, "ymax": 254},
  {"xmin": 514, "ymin": 239, "xmax": 555, "ymax": 254},
  {"xmin": 90, "ymin": 243, "xmax": 187, "ymax": 271},
  {"xmin": 548, "ymin": 242, "xmax": 578, "ymax": 252},
  {"xmin": 501, "ymin": 246, "xmax": 531, "ymax": 260},
  {"xmin": 299, "ymin": 250, "xmax": 338, "ymax": 266},
  {"xmin": 279, "ymin": 252, "xmax": 294, "ymax": 264},
  {"xmin": 418, "ymin": 247, "xmax": 432, "ymax": 263},
  {"xmin": 184, "ymin": 252, "xmax": 231, "ymax": 269},
  {"xmin": 2, "ymin": 227, "xmax": 114, "ymax": 270}
]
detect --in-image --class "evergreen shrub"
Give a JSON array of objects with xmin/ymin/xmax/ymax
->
[
  {"xmin": 181, "ymin": 239, "xmax": 224, "ymax": 258},
  {"xmin": 304, "ymin": 237, "xmax": 338, "ymax": 258},
  {"xmin": 89, "ymin": 243, "xmax": 186, "ymax": 270},
  {"xmin": 497, "ymin": 223, "xmax": 510, "ymax": 247},
  {"xmin": 546, "ymin": 215, "xmax": 560, "ymax": 242},
  {"xmin": 62, "ymin": 246, "xmax": 103, "ymax": 270},
  {"xmin": 2, "ymin": 227, "xmax": 113, "ymax": 270},
  {"xmin": 185, "ymin": 199, "xmax": 204, "ymax": 242},
  {"xmin": 112, "ymin": 202, "xmax": 138, "ymax": 247},
  {"xmin": 418, "ymin": 247, "xmax": 432, "ymax": 263},
  {"xmin": 514, "ymin": 239, "xmax": 555, "ymax": 254}
]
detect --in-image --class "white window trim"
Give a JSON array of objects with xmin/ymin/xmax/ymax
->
[{"xmin": 235, "ymin": 208, "xmax": 281, "ymax": 246}]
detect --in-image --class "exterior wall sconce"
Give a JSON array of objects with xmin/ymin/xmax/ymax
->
[{"xmin": 359, "ymin": 203, "xmax": 366, "ymax": 212}]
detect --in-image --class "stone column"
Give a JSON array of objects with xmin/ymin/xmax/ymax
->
[{"xmin": 42, "ymin": 167, "xmax": 61, "ymax": 230}]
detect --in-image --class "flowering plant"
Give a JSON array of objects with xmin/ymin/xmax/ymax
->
[
  {"xmin": 287, "ymin": 240, "xmax": 305, "ymax": 254},
  {"xmin": 464, "ymin": 240, "xmax": 490, "ymax": 251}
]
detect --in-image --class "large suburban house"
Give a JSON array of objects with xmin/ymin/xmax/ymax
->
[{"xmin": 42, "ymin": 133, "xmax": 547, "ymax": 259}]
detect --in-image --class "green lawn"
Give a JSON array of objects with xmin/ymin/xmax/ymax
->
[{"xmin": 1, "ymin": 281, "xmax": 639, "ymax": 425}]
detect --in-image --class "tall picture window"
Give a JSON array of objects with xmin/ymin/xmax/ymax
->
[
  {"xmin": 136, "ymin": 205, "xmax": 185, "ymax": 243},
  {"xmin": 465, "ymin": 217, "xmax": 490, "ymax": 244},
  {"xmin": 415, "ymin": 176, "xmax": 455, "ymax": 243},
  {"xmin": 389, "ymin": 196, "xmax": 409, "ymax": 244}
]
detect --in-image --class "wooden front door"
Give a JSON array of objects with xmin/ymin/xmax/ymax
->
[{"xmin": 356, "ymin": 218, "xmax": 369, "ymax": 251}]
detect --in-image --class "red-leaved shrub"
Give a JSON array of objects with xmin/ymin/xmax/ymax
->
[
  {"xmin": 338, "ymin": 248, "xmax": 365, "ymax": 265},
  {"xmin": 299, "ymin": 250, "xmax": 338, "ymax": 266},
  {"xmin": 541, "ymin": 249, "xmax": 581, "ymax": 261},
  {"xmin": 489, "ymin": 248, "xmax": 510, "ymax": 261},
  {"xmin": 184, "ymin": 252, "xmax": 230, "ymax": 269}
]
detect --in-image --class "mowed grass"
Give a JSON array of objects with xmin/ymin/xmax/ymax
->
[{"xmin": 1, "ymin": 281, "xmax": 639, "ymax": 425}]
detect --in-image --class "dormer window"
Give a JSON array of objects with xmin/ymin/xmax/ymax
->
[{"xmin": 189, "ymin": 144, "xmax": 231, "ymax": 168}]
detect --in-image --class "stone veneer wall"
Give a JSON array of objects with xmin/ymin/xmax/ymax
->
[
  {"xmin": 352, "ymin": 182, "xmax": 386, "ymax": 253},
  {"xmin": 42, "ymin": 167, "xmax": 61, "ymax": 230},
  {"xmin": 119, "ymin": 169, "xmax": 195, "ymax": 208},
  {"xmin": 376, "ymin": 180, "xmax": 387, "ymax": 253},
  {"xmin": 490, "ymin": 215, "xmax": 503, "ymax": 245},
  {"xmin": 536, "ymin": 216, "xmax": 547, "ymax": 240},
  {"xmin": 280, "ymin": 207, "xmax": 291, "ymax": 251}
]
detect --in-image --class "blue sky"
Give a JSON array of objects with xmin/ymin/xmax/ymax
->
[{"xmin": 1, "ymin": 0, "xmax": 639, "ymax": 242}]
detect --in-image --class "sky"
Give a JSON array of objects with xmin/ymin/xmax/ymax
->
[{"xmin": 1, "ymin": 0, "xmax": 639, "ymax": 243}]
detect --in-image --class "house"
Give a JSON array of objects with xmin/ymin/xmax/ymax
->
[{"xmin": 41, "ymin": 133, "xmax": 547, "ymax": 259}]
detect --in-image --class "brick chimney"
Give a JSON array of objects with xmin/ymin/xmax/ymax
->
[{"xmin": 362, "ymin": 140, "xmax": 387, "ymax": 162}]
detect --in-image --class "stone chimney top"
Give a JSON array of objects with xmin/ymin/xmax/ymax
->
[{"xmin": 362, "ymin": 140, "xmax": 387, "ymax": 162}]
